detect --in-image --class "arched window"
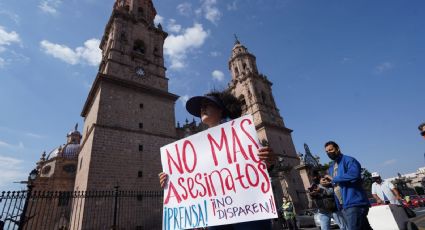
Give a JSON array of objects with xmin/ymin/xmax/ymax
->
[
  {"xmin": 242, "ymin": 63, "xmax": 247, "ymax": 70},
  {"xmin": 239, "ymin": 96, "xmax": 247, "ymax": 113},
  {"xmin": 261, "ymin": 91, "xmax": 267, "ymax": 104},
  {"xmin": 133, "ymin": 40, "xmax": 145, "ymax": 54},
  {"xmin": 138, "ymin": 7, "xmax": 144, "ymax": 17},
  {"xmin": 234, "ymin": 67, "xmax": 239, "ymax": 75}
]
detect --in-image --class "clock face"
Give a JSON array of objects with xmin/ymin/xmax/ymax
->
[{"xmin": 135, "ymin": 67, "xmax": 145, "ymax": 77}]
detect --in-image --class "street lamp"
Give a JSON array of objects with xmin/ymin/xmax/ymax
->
[{"xmin": 18, "ymin": 169, "xmax": 37, "ymax": 230}]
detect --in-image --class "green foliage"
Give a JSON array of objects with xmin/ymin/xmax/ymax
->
[
  {"xmin": 415, "ymin": 186, "xmax": 424, "ymax": 195},
  {"xmin": 361, "ymin": 168, "xmax": 373, "ymax": 196}
]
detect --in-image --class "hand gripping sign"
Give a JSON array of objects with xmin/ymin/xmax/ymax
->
[{"xmin": 160, "ymin": 114, "xmax": 277, "ymax": 230}]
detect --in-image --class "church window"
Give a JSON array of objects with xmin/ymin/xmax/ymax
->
[
  {"xmin": 79, "ymin": 157, "xmax": 83, "ymax": 170},
  {"xmin": 139, "ymin": 103, "xmax": 144, "ymax": 108},
  {"xmin": 120, "ymin": 32, "xmax": 127, "ymax": 42},
  {"xmin": 139, "ymin": 123, "xmax": 143, "ymax": 129},
  {"xmin": 239, "ymin": 96, "xmax": 247, "ymax": 113},
  {"xmin": 138, "ymin": 171, "xmax": 143, "ymax": 177},
  {"xmin": 242, "ymin": 63, "xmax": 247, "ymax": 70},
  {"xmin": 154, "ymin": 47, "xmax": 159, "ymax": 56},
  {"xmin": 138, "ymin": 7, "xmax": 144, "ymax": 17},
  {"xmin": 58, "ymin": 193, "xmax": 70, "ymax": 206},
  {"xmin": 234, "ymin": 67, "xmax": 239, "ymax": 75},
  {"xmin": 139, "ymin": 144, "xmax": 143, "ymax": 151},
  {"xmin": 133, "ymin": 40, "xmax": 145, "ymax": 54},
  {"xmin": 261, "ymin": 91, "xmax": 267, "ymax": 103}
]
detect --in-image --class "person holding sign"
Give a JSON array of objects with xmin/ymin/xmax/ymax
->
[{"xmin": 159, "ymin": 90, "xmax": 277, "ymax": 230}]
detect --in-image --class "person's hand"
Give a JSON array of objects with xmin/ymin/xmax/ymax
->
[
  {"xmin": 257, "ymin": 147, "xmax": 276, "ymax": 168},
  {"xmin": 320, "ymin": 178, "xmax": 331, "ymax": 186},
  {"xmin": 323, "ymin": 175, "xmax": 333, "ymax": 182},
  {"xmin": 159, "ymin": 172, "xmax": 168, "ymax": 189}
]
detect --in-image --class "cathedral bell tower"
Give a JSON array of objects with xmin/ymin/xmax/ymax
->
[
  {"xmin": 72, "ymin": 0, "xmax": 178, "ymax": 227},
  {"xmin": 227, "ymin": 38, "xmax": 308, "ymax": 211},
  {"xmin": 75, "ymin": 0, "xmax": 178, "ymax": 192}
]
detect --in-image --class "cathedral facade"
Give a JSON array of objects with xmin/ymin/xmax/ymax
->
[{"xmin": 29, "ymin": 0, "xmax": 309, "ymax": 228}]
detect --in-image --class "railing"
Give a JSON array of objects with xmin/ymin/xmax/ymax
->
[{"xmin": 0, "ymin": 188, "xmax": 163, "ymax": 230}]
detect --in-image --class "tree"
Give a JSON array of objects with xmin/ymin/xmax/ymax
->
[
  {"xmin": 415, "ymin": 186, "xmax": 424, "ymax": 195},
  {"xmin": 361, "ymin": 168, "xmax": 373, "ymax": 197}
]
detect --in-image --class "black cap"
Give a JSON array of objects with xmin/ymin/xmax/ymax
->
[{"xmin": 185, "ymin": 95, "xmax": 225, "ymax": 118}]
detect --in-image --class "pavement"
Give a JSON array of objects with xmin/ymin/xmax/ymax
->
[
  {"xmin": 412, "ymin": 207, "xmax": 425, "ymax": 229},
  {"xmin": 297, "ymin": 207, "xmax": 425, "ymax": 230}
]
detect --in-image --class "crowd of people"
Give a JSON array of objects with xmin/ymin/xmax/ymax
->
[{"xmin": 158, "ymin": 88, "xmax": 423, "ymax": 230}]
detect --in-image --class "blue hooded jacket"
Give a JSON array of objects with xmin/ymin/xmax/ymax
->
[{"xmin": 328, "ymin": 154, "xmax": 370, "ymax": 210}]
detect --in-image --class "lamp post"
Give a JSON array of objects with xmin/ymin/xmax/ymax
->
[{"xmin": 18, "ymin": 169, "xmax": 37, "ymax": 230}]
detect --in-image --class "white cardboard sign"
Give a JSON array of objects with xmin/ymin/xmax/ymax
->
[{"xmin": 160, "ymin": 114, "xmax": 277, "ymax": 230}]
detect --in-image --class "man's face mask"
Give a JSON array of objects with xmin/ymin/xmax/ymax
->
[{"xmin": 325, "ymin": 145, "xmax": 340, "ymax": 160}]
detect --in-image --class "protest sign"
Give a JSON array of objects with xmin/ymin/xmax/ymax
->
[{"xmin": 160, "ymin": 114, "xmax": 277, "ymax": 230}]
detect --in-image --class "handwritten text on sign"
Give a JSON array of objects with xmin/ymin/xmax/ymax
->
[{"xmin": 160, "ymin": 114, "xmax": 277, "ymax": 230}]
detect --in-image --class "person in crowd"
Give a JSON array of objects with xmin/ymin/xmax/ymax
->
[
  {"xmin": 371, "ymin": 172, "xmax": 402, "ymax": 205},
  {"xmin": 323, "ymin": 141, "xmax": 372, "ymax": 230},
  {"xmin": 280, "ymin": 197, "xmax": 298, "ymax": 230},
  {"xmin": 418, "ymin": 123, "xmax": 425, "ymax": 139},
  {"xmin": 159, "ymin": 90, "xmax": 276, "ymax": 230},
  {"xmin": 309, "ymin": 171, "xmax": 347, "ymax": 230}
]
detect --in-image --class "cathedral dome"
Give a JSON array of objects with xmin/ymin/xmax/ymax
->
[
  {"xmin": 46, "ymin": 146, "xmax": 62, "ymax": 160},
  {"xmin": 62, "ymin": 143, "xmax": 80, "ymax": 157}
]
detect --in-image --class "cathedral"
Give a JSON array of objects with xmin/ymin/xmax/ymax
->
[{"xmin": 28, "ymin": 0, "xmax": 314, "ymax": 229}]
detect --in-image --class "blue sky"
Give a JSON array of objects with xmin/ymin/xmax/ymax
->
[{"xmin": 0, "ymin": 0, "xmax": 424, "ymax": 191}]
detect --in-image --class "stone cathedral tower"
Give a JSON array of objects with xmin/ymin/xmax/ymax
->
[
  {"xmin": 228, "ymin": 38, "xmax": 308, "ymax": 210},
  {"xmin": 74, "ymin": 0, "xmax": 178, "ymax": 192}
]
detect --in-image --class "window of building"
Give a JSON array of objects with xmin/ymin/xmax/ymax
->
[
  {"xmin": 133, "ymin": 40, "xmax": 145, "ymax": 54},
  {"xmin": 79, "ymin": 157, "xmax": 83, "ymax": 170},
  {"xmin": 58, "ymin": 193, "xmax": 70, "ymax": 206},
  {"xmin": 138, "ymin": 171, "xmax": 143, "ymax": 177},
  {"xmin": 139, "ymin": 103, "xmax": 144, "ymax": 108},
  {"xmin": 139, "ymin": 123, "xmax": 143, "ymax": 129},
  {"xmin": 261, "ymin": 91, "xmax": 267, "ymax": 103},
  {"xmin": 138, "ymin": 7, "xmax": 144, "ymax": 17},
  {"xmin": 139, "ymin": 144, "xmax": 143, "ymax": 151},
  {"xmin": 234, "ymin": 67, "xmax": 239, "ymax": 75},
  {"xmin": 239, "ymin": 96, "xmax": 247, "ymax": 113}
]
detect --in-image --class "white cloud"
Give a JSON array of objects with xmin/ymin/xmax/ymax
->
[
  {"xmin": 154, "ymin": 14, "xmax": 164, "ymax": 25},
  {"xmin": 0, "ymin": 57, "xmax": 5, "ymax": 68},
  {"xmin": 210, "ymin": 51, "xmax": 221, "ymax": 57},
  {"xmin": 25, "ymin": 132, "xmax": 45, "ymax": 139},
  {"xmin": 167, "ymin": 19, "xmax": 182, "ymax": 33},
  {"xmin": 212, "ymin": 70, "xmax": 225, "ymax": 81},
  {"xmin": 39, "ymin": 0, "xmax": 62, "ymax": 15},
  {"xmin": 198, "ymin": 0, "xmax": 222, "ymax": 25},
  {"xmin": 164, "ymin": 23, "xmax": 209, "ymax": 70},
  {"xmin": 179, "ymin": 95, "xmax": 190, "ymax": 107},
  {"xmin": 0, "ymin": 140, "xmax": 24, "ymax": 150},
  {"xmin": 0, "ymin": 26, "xmax": 22, "ymax": 68},
  {"xmin": 375, "ymin": 62, "xmax": 393, "ymax": 74},
  {"xmin": 177, "ymin": 2, "xmax": 192, "ymax": 16},
  {"xmin": 0, "ymin": 10, "xmax": 20, "ymax": 24},
  {"xmin": 382, "ymin": 159, "xmax": 397, "ymax": 166},
  {"xmin": 0, "ymin": 155, "xmax": 26, "ymax": 188},
  {"xmin": 227, "ymin": 1, "xmax": 238, "ymax": 11},
  {"xmin": 0, "ymin": 26, "xmax": 21, "ymax": 47},
  {"xmin": 40, "ymin": 38, "xmax": 101, "ymax": 66}
]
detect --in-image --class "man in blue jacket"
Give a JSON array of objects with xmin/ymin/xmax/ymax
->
[{"xmin": 323, "ymin": 141, "xmax": 372, "ymax": 230}]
